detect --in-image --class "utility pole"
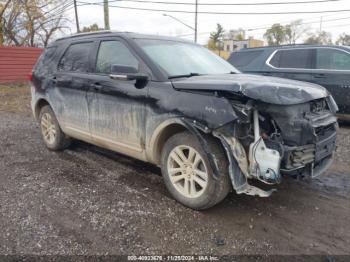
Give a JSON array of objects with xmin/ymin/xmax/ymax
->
[
  {"xmin": 73, "ymin": 0, "xmax": 80, "ymax": 33},
  {"xmin": 104, "ymin": 0, "xmax": 110, "ymax": 30},
  {"xmin": 0, "ymin": 18, "xmax": 4, "ymax": 46},
  {"xmin": 319, "ymin": 16, "xmax": 323, "ymax": 32},
  {"xmin": 194, "ymin": 0, "xmax": 198, "ymax": 43}
]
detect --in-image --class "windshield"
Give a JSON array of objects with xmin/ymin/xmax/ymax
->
[{"xmin": 136, "ymin": 39, "xmax": 239, "ymax": 78}]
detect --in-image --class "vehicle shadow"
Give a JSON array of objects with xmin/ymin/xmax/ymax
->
[
  {"xmin": 57, "ymin": 137, "xmax": 350, "ymax": 255},
  {"xmin": 338, "ymin": 119, "xmax": 350, "ymax": 128},
  {"xmin": 65, "ymin": 139, "xmax": 330, "ymax": 213}
]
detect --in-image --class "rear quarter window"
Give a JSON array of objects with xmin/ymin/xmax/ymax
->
[
  {"xmin": 316, "ymin": 48, "xmax": 350, "ymax": 70},
  {"xmin": 228, "ymin": 50, "xmax": 264, "ymax": 68},
  {"xmin": 58, "ymin": 42, "xmax": 93, "ymax": 73},
  {"xmin": 34, "ymin": 46, "xmax": 57, "ymax": 77}
]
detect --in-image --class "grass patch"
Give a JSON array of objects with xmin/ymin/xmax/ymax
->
[{"xmin": 0, "ymin": 84, "xmax": 31, "ymax": 114}]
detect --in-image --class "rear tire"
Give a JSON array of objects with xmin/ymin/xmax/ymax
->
[
  {"xmin": 39, "ymin": 105, "xmax": 71, "ymax": 151},
  {"xmin": 161, "ymin": 131, "xmax": 231, "ymax": 210}
]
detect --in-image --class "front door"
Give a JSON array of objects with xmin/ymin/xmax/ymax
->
[{"xmin": 88, "ymin": 38, "xmax": 149, "ymax": 158}]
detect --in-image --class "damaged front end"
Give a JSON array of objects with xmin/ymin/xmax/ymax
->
[
  {"xmin": 171, "ymin": 74, "xmax": 338, "ymax": 197},
  {"xmin": 211, "ymin": 96, "xmax": 338, "ymax": 197}
]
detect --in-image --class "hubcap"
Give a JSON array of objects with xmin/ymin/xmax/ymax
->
[
  {"xmin": 41, "ymin": 113, "xmax": 56, "ymax": 145},
  {"xmin": 167, "ymin": 145, "xmax": 208, "ymax": 198}
]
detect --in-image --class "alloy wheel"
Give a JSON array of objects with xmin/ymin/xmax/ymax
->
[
  {"xmin": 167, "ymin": 145, "xmax": 209, "ymax": 198},
  {"xmin": 41, "ymin": 113, "xmax": 57, "ymax": 145}
]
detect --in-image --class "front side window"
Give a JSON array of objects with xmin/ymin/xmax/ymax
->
[
  {"xmin": 269, "ymin": 49, "xmax": 313, "ymax": 69},
  {"xmin": 136, "ymin": 39, "xmax": 238, "ymax": 77},
  {"xmin": 58, "ymin": 42, "xmax": 92, "ymax": 72},
  {"xmin": 316, "ymin": 48, "xmax": 350, "ymax": 70},
  {"xmin": 96, "ymin": 41, "xmax": 139, "ymax": 74}
]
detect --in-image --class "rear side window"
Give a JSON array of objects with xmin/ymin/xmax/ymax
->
[
  {"xmin": 269, "ymin": 49, "xmax": 313, "ymax": 69},
  {"xmin": 58, "ymin": 42, "xmax": 93, "ymax": 72},
  {"xmin": 228, "ymin": 50, "xmax": 264, "ymax": 67},
  {"xmin": 316, "ymin": 48, "xmax": 350, "ymax": 70},
  {"xmin": 34, "ymin": 46, "xmax": 57, "ymax": 75},
  {"xmin": 96, "ymin": 40, "xmax": 139, "ymax": 74}
]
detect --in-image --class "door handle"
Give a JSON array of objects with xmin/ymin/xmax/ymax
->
[
  {"xmin": 262, "ymin": 72, "xmax": 272, "ymax": 76},
  {"xmin": 91, "ymin": 82, "xmax": 102, "ymax": 91},
  {"xmin": 51, "ymin": 76, "xmax": 58, "ymax": 84},
  {"xmin": 313, "ymin": 73, "xmax": 326, "ymax": 79}
]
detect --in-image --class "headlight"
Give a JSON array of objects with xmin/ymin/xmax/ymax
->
[{"xmin": 326, "ymin": 95, "xmax": 338, "ymax": 113}]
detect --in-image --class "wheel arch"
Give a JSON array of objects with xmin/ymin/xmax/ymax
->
[
  {"xmin": 148, "ymin": 119, "xmax": 189, "ymax": 165},
  {"xmin": 34, "ymin": 98, "xmax": 50, "ymax": 120}
]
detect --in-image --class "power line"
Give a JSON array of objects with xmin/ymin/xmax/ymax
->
[
  {"xmin": 41, "ymin": 1, "xmax": 75, "ymax": 22},
  {"xmin": 234, "ymin": 9, "xmax": 350, "ymax": 30},
  {"xmin": 247, "ymin": 15, "xmax": 350, "ymax": 31},
  {"xmin": 176, "ymin": 21, "xmax": 350, "ymax": 39},
  {"xmin": 177, "ymin": 31, "xmax": 211, "ymax": 37},
  {"xmin": 323, "ymin": 22, "xmax": 350, "ymax": 28},
  {"xmin": 32, "ymin": 1, "xmax": 75, "ymax": 24},
  {"xmin": 42, "ymin": 1, "xmax": 74, "ymax": 16},
  {"xmin": 77, "ymin": 2, "xmax": 350, "ymax": 15},
  {"xmin": 100, "ymin": 0, "xmax": 342, "ymax": 6},
  {"xmin": 176, "ymin": 15, "xmax": 350, "ymax": 37}
]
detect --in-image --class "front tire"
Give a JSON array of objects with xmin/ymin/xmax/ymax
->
[
  {"xmin": 39, "ymin": 105, "xmax": 71, "ymax": 151},
  {"xmin": 161, "ymin": 131, "xmax": 231, "ymax": 210}
]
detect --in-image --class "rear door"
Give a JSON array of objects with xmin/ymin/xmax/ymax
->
[
  {"xmin": 265, "ymin": 48, "xmax": 314, "ymax": 82},
  {"xmin": 51, "ymin": 41, "xmax": 94, "ymax": 140},
  {"xmin": 88, "ymin": 38, "xmax": 149, "ymax": 157},
  {"xmin": 308, "ymin": 47, "xmax": 350, "ymax": 114}
]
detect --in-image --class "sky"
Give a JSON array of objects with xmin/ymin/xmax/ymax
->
[{"xmin": 64, "ymin": 0, "xmax": 350, "ymax": 44}]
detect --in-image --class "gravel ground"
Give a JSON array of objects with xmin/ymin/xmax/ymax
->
[{"xmin": 0, "ymin": 85, "xmax": 349, "ymax": 256}]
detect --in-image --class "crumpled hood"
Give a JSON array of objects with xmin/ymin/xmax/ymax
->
[{"xmin": 171, "ymin": 73, "xmax": 329, "ymax": 105}]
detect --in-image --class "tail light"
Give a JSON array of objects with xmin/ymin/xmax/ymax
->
[{"xmin": 27, "ymin": 71, "xmax": 33, "ymax": 82}]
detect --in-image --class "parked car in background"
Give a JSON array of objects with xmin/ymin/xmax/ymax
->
[
  {"xmin": 31, "ymin": 32, "xmax": 338, "ymax": 209},
  {"xmin": 228, "ymin": 45, "xmax": 350, "ymax": 118}
]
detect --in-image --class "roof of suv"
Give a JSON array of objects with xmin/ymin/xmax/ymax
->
[
  {"xmin": 241, "ymin": 44, "xmax": 350, "ymax": 52},
  {"xmin": 54, "ymin": 31, "xmax": 191, "ymax": 43}
]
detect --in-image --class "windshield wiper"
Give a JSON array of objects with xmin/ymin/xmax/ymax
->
[{"xmin": 168, "ymin": 72, "xmax": 202, "ymax": 79}]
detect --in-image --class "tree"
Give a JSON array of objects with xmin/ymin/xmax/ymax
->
[
  {"xmin": 0, "ymin": 0, "xmax": 11, "ymax": 45},
  {"xmin": 235, "ymin": 33, "xmax": 245, "ymax": 41},
  {"xmin": 210, "ymin": 23, "xmax": 225, "ymax": 50},
  {"xmin": 264, "ymin": 20, "xmax": 309, "ymax": 46},
  {"xmin": 336, "ymin": 33, "xmax": 350, "ymax": 46},
  {"xmin": 1, "ymin": 0, "xmax": 69, "ymax": 47},
  {"xmin": 304, "ymin": 31, "xmax": 332, "ymax": 45},
  {"xmin": 284, "ymin": 19, "xmax": 309, "ymax": 44},
  {"xmin": 264, "ymin": 23, "xmax": 287, "ymax": 46},
  {"xmin": 207, "ymin": 39, "xmax": 216, "ymax": 50},
  {"xmin": 82, "ymin": 23, "xmax": 103, "ymax": 33}
]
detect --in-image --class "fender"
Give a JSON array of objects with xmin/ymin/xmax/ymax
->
[{"xmin": 148, "ymin": 116, "xmax": 269, "ymax": 197}]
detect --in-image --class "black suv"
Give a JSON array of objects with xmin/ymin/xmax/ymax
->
[
  {"xmin": 228, "ymin": 45, "xmax": 350, "ymax": 118},
  {"xmin": 31, "ymin": 32, "xmax": 338, "ymax": 209}
]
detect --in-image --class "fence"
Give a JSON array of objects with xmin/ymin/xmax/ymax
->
[{"xmin": 0, "ymin": 46, "xmax": 43, "ymax": 84}]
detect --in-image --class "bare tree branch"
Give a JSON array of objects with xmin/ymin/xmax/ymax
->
[{"xmin": 2, "ymin": 0, "xmax": 69, "ymax": 47}]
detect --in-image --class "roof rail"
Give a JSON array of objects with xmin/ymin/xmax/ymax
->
[
  {"xmin": 270, "ymin": 43, "xmax": 313, "ymax": 47},
  {"xmin": 244, "ymin": 43, "xmax": 319, "ymax": 50},
  {"xmin": 55, "ymin": 30, "xmax": 115, "ymax": 41}
]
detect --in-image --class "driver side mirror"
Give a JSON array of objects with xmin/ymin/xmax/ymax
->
[{"xmin": 109, "ymin": 64, "xmax": 149, "ymax": 88}]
